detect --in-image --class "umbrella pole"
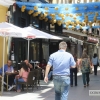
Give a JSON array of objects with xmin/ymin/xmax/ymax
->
[
  {"xmin": 27, "ymin": 39, "xmax": 30, "ymax": 61},
  {"xmin": 1, "ymin": 37, "xmax": 5, "ymax": 95}
]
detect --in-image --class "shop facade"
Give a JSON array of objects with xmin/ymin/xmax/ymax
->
[
  {"xmin": 9, "ymin": 1, "xmax": 100, "ymax": 64},
  {"xmin": 83, "ymin": 36, "xmax": 99, "ymax": 59}
]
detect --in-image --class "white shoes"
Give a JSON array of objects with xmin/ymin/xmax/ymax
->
[{"xmin": 8, "ymin": 85, "xmax": 16, "ymax": 91}]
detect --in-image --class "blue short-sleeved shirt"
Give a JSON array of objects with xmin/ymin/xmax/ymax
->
[
  {"xmin": 92, "ymin": 57, "xmax": 99, "ymax": 65},
  {"xmin": 48, "ymin": 50, "xmax": 76, "ymax": 75},
  {"xmin": 0, "ymin": 64, "xmax": 14, "ymax": 75}
]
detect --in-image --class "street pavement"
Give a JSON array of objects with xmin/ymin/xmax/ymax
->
[{"xmin": 0, "ymin": 68, "xmax": 100, "ymax": 100}]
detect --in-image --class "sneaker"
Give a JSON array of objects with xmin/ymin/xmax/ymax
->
[
  {"xmin": 87, "ymin": 84, "xmax": 89, "ymax": 86},
  {"xmin": 84, "ymin": 85, "xmax": 86, "ymax": 87},
  {"xmin": 8, "ymin": 85, "xmax": 16, "ymax": 91}
]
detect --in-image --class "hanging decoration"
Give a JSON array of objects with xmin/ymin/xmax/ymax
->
[
  {"xmin": 16, "ymin": 1, "xmax": 100, "ymax": 30},
  {"xmin": 21, "ymin": 5, "xmax": 26, "ymax": 12}
]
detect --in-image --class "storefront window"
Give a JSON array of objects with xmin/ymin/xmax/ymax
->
[
  {"xmin": 42, "ymin": 42, "xmax": 49, "ymax": 61},
  {"xmin": 88, "ymin": 44, "xmax": 94, "ymax": 59},
  {"xmin": 30, "ymin": 41, "xmax": 39, "ymax": 61}
]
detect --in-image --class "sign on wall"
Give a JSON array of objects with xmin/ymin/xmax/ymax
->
[{"xmin": 87, "ymin": 36, "xmax": 99, "ymax": 43}]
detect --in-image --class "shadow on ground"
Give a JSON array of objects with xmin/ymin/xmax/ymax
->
[{"xmin": 0, "ymin": 70, "xmax": 100, "ymax": 100}]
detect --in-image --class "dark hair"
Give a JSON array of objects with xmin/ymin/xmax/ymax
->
[
  {"xmin": 20, "ymin": 62, "xmax": 28, "ymax": 72},
  {"xmin": 42, "ymin": 59, "xmax": 47, "ymax": 64},
  {"xmin": 93, "ymin": 53, "xmax": 97, "ymax": 58}
]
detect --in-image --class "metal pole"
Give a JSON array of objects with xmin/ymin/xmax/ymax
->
[
  {"xmin": 1, "ymin": 37, "xmax": 5, "ymax": 95},
  {"xmin": 27, "ymin": 39, "xmax": 30, "ymax": 61}
]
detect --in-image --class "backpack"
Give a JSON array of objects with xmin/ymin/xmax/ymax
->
[{"xmin": 81, "ymin": 58, "xmax": 90, "ymax": 73}]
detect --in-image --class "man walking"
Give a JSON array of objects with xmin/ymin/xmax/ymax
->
[{"xmin": 44, "ymin": 41, "xmax": 76, "ymax": 100}]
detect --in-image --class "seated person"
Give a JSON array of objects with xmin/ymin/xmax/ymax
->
[
  {"xmin": 39, "ymin": 59, "xmax": 47, "ymax": 70},
  {"xmin": 35, "ymin": 63, "xmax": 42, "ymax": 69},
  {"xmin": 24, "ymin": 60, "xmax": 33, "ymax": 70},
  {"xmin": 0, "ymin": 60, "xmax": 15, "ymax": 90},
  {"xmin": 14, "ymin": 62, "xmax": 30, "ymax": 92}
]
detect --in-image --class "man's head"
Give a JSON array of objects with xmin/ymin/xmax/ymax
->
[
  {"xmin": 24, "ymin": 60, "xmax": 29, "ymax": 65},
  {"xmin": 7, "ymin": 60, "xmax": 12, "ymax": 67},
  {"xmin": 59, "ymin": 41, "xmax": 67, "ymax": 50}
]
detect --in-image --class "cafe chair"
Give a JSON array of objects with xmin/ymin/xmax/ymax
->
[
  {"xmin": 32, "ymin": 69, "xmax": 41, "ymax": 88},
  {"xmin": 16, "ymin": 71, "xmax": 37, "ymax": 92}
]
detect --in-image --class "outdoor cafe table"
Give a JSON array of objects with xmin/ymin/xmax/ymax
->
[
  {"xmin": 5, "ymin": 72, "xmax": 19, "ymax": 91},
  {"xmin": 30, "ymin": 61, "xmax": 40, "ymax": 69}
]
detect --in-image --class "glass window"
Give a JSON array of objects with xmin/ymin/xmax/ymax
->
[{"xmin": 30, "ymin": 41, "xmax": 39, "ymax": 61}]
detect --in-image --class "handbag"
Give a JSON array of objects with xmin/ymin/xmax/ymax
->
[{"xmin": 89, "ymin": 67, "xmax": 93, "ymax": 74}]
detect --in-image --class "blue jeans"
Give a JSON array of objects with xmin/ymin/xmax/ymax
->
[
  {"xmin": 48, "ymin": 71, "xmax": 53, "ymax": 80},
  {"xmin": 53, "ymin": 75, "xmax": 70, "ymax": 100},
  {"xmin": 82, "ymin": 72, "xmax": 90, "ymax": 85},
  {"xmin": 14, "ymin": 78, "xmax": 25, "ymax": 90}
]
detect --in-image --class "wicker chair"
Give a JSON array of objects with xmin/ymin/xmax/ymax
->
[{"xmin": 16, "ymin": 71, "xmax": 37, "ymax": 92}]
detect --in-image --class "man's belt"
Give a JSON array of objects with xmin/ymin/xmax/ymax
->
[{"xmin": 53, "ymin": 75, "xmax": 70, "ymax": 77}]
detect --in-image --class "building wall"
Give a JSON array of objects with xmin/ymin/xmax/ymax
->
[
  {"xmin": 52, "ymin": 0, "xmax": 100, "ymax": 4},
  {"xmin": 0, "ymin": 5, "xmax": 8, "ymax": 68}
]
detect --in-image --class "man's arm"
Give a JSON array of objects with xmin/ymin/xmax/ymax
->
[{"xmin": 44, "ymin": 64, "xmax": 51, "ymax": 83}]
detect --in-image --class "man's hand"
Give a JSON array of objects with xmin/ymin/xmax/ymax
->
[{"xmin": 44, "ymin": 77, "xmax": 48, "ymax": 83}]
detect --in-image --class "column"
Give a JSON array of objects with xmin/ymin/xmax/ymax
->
[
  {"xmin": 75, "ymin": 0, "xmax": 78, "ymax": 3},
  {"xmin": 65, "ymin": 0, "xmax": 68, "ymax": 3},
  {"xmin": 90, "ymin": 0, "xmax": 93, "ymax": 2},
  {"xmin": 58, "ymin": 0, "xmax": 61, "ymax": 4},
  {"xmin": 65, "ymin": 0, "xmax": 67, "ymax": 3},
  {"xmin": 72, "ymin": 0, "xmax": 75, "ymax": 3},
  {"xmin": 52, "ymin": 0, "xmax": 57, "ymax": 3},
  {"xmin": 94, "ymin": 45, "xmax": 97, "ymax": 54},
  {"xmin": 87, "ymin": 0, "xmax": 90, "ymax": 2},
  {"xmin": 81, "ymin": 0, "xmax": 84, "ymax": 3}
]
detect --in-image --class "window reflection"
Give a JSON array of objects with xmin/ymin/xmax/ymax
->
[{"xmin": 30, "ymin": 42, "xmax": 39, "ymax": 61}]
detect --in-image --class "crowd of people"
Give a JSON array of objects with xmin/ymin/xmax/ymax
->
[
  {"xmin": 70, "ymin": 51, "xmax": 99, "ymax": 88},
  {"xmin": 44, "ymin": 41, "xmax": 100, "ymax": 100},
  {"xmin": 0, "ymin": 59, "xmax": 49, "ymax": 92},
  {"xmin": 0, "ymin": 41, "xmax": 99, "ymax": 99}
]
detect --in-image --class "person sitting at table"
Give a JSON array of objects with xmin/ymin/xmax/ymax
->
[
  {"xmin": 0, "ymin": 60, "xmax": 15, "ymax": 90},
  {"xmin": 24, "ymin": 60, "xmax": 33, "ymax": 69},
  {"xmin": 39, "ymin": 59, "xmax": 47, "ymax": 70},
  {"xmin": 35, "ymin": 63, "xmax": 42, "ymax": 69},
  {"xmin": 14, "ymin": 62, "xmax": 30, "ymax": 92}
]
